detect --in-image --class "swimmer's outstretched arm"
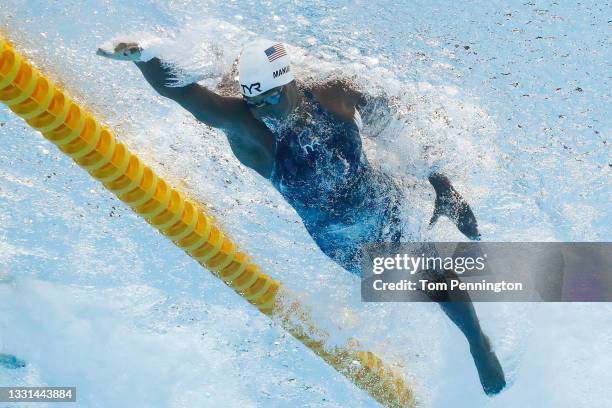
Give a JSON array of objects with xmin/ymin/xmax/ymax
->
[
  {"xmin": 97, "ymin": 42, "xmax": 275, "ymax": 178},
  {"xmin": 133, "ymin": 57, "xmax": 240, "ymax": 128}
]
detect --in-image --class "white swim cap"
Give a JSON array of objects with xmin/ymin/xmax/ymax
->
[{"xmin": 238, "ymin": 39, "xmax": 294, "ymax": 97}]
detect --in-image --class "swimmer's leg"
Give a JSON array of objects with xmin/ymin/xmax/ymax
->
[
  {"xmin": 428, "ymin": 173, "xmax": 481, "ymax": 240},
  {"xmin": 429, "ymin": 269, "xmax": 506, "ymax": 395},
  {"xmin": 439, "ymin": 302, "xmax": 506, "ymax": 395}
]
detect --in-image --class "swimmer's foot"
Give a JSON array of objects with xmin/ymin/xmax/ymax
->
[
  {"xmin": 428, "ymin": 173, "xmax": 481, "ymax": 240},
  {"xmin": 470, "ymin": 335, "xmax": 506, "ymax": 396}
]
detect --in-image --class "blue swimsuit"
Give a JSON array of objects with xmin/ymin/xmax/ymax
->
[{"xmin": 270, "ymin": 90, "xmax": 404, "ymax": 274}]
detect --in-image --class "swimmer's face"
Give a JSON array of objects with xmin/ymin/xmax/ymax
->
[{"xmin": 244, "ymin": 82, "xmax": 298, "ymax": 122}]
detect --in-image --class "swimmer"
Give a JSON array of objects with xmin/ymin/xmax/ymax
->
[{"xmin": 98, "ymin": 39, "xmax": 505, "ymax": 395}]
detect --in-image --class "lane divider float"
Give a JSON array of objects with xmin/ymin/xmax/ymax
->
[{"xmin": 0, "ymin": 36, "xmax": 415, "ymax": 408}]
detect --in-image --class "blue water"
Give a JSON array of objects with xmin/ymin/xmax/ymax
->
[{"xmin": 1, "ymin": 1, "xmax": 610, "ymax": 407}]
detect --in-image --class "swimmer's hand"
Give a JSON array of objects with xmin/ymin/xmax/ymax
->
[{"xmin": 96, "ymin": 42, "xmax": 143, "ymax": 61}]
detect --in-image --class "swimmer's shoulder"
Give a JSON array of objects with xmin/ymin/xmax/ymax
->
[{"xmin": 311, "ymin": 79, "xmax": 366, "ymax": 124}]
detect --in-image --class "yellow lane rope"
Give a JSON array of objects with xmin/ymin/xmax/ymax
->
[{"xmin": 0, "ymin": 36, "xmax": 415, "ymax": 407}]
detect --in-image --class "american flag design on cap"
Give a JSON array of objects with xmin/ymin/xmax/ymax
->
[{"xmin": 264, "ymin": 43, "xmax": 287, "ymax": 62}]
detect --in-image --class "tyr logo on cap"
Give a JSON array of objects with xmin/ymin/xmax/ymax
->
[{"xmin": 241, "ymin": 82, "xmax": 262, "ymax": 95}]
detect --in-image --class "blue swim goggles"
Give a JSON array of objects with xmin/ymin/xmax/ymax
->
[{"xmin": 243, "ymin": 86, "xmax": 283, "ymax": 108}]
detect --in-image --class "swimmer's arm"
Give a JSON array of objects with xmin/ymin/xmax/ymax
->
[
  {"xmin": 96, "ymin": 43, "xmax": 235, "ymax": 127},
  {"xmin": 323, "ymin": 79, "xmax": 402, "ymax": 130},
  {"xmin": 134, "ymin": 58, "xmax": 243, "ymax": 129},
  {"xmin": 134, "ymin": 58, "xmax": 275, "ymax": 178},
  {"xmin": 224, "ymin": 119, "xmax": 275, "ymax": 179},
  {"xmin": 338, "ymin": 81, "xmax": 368, "ymax": 108},
  {"xmin": 315, "ymin": 79, "xmax": 367, "ymax": 121},
  {"xmin": 322, "ymin": 79, "xmax": 367, "ymax": 105},
  {"xmin": 98, "ymin": 44, "xmax": 274, "ymax": 177}
]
